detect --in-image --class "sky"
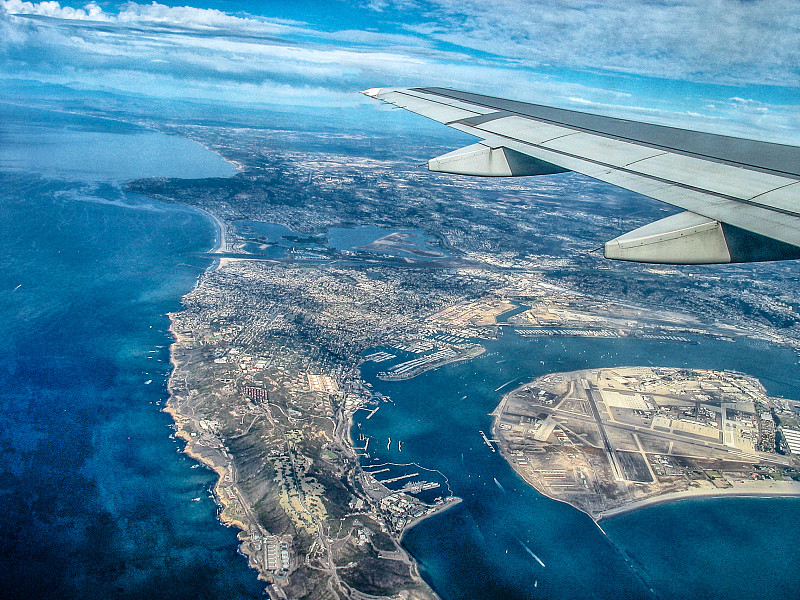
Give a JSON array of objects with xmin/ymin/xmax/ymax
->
[{"xmin": 1, "ymin": 0, "xmax": 800, "ymax": 141}]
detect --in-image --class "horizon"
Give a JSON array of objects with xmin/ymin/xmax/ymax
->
[{"xmin": 1, "ymin": 0, "xmax": 799, "ymax": 143}]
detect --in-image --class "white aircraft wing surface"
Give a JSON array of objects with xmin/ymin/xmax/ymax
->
[{"xmin": 362, "ymin": 86, "xmax": 800, "ymax": 264}]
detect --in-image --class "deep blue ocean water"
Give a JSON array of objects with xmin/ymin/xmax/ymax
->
[
  {"xmin": 0, "ymin": 104, "xmax": 264, "ymax": 599},
  {"xmin": 356, "ymin": 332, "xmax": 800, "ymax": 600},
  {"xmin": 5, "ymin": 100, "xmax": 799, "ymax": 600}
]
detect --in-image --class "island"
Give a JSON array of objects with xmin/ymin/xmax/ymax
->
[{"xmin": 492, "ymin": 366, "xmax": 800, "ymax": 519}]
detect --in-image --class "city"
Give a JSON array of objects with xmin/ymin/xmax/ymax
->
[{"xmin": 124, "ymin": 120, "xmax": 800, "ymax": 599}]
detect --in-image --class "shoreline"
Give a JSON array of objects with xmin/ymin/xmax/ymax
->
[
  {"xmin": 491, "ymin": 394, "xmax": 800, "ymax": 525},
  {"xmin": 499, "ymin": 429, "xmax": 800, "ymax": 525},
  {"xmin": 164, "ymin": 320, "xmax": 250, "ymax": 533},
  {"xmin": 597, "ymin": 481, "xmax": 800, "ymax": 520},
  {"xmin": 346, "ymin": 395, "xmax": 462, "ymax": 589},
  {"xmin": 400, "ymin": 496, "xmax": 463, "ymax": 542},
  {"xmin": 164, "ymin": 237, "xmax": 442, "ymax": 596},
  {"xmin": 190, "ymin": 205, "xmax": 227, "ymax": 254},
  {"xmin": 165, "ymin": 316, "xmax": 282, "ymax": 589}
]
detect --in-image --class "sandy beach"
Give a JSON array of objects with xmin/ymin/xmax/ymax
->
[
  {"xmin": 189, "ymin": 205, "xmax": 227, "ymax": 254},
  {"xmin": 597, "ymin": 480, "xmax": 800, "ymax": 520}
]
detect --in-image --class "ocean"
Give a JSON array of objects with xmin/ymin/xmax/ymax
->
[
  {"xmin": 4, "ymin": 100, "xmax": 799, "ymax": 600},
  {"xmin": 355, "ymin": 332, "xmax": 800, "ymax": 600},
  {"xmin": 0, "ymin": 104, "xmax": 264, "ymax": 599}
]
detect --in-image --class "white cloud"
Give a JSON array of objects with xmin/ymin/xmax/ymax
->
[
  {"xmin": 1, "ymin": 0, "xmax": 799, "ymax": 142},
  {"xmin": 390, "ymin": 0, "xmax": 800, "ymax": 87},
  {"xmin": 1, "ymin": 1, "xmax": 567, "ymax": 106},
  {"xmin": 2, "ymin": 0, "xmax": 107, "ymax": 20}
]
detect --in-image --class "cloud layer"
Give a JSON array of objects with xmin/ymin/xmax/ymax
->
[
  {"xmin": 1, "ymin": 1, "xmax": 799, "ymax": 140},
  {"xmin": 387, "ymin": 0, "xmax": 800, "ymax": 87}
]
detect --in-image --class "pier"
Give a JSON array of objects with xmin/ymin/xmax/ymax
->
[
  {"xmin": 378, "ymin": 472, "xmax": 420, "ymax": 484},
  {"xmin": 479, "ymin": 430, "xmax": 497, "ymax": 452},
  {"xmin": 494, "ymin": 378, "xmax": 517, "ymax": 393}
]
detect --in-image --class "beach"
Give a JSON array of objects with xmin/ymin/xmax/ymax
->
[{"xmin": 598, "ymin": 479, "xmax": 800, "ymax": 520}]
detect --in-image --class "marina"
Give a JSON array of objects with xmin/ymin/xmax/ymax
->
[{"xmin": 479, "ymin": 430, "xmax": 497, "ymax": 452}]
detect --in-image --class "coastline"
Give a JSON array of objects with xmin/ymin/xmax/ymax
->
[
  {"xmin": 165, "ymin": 314, "xmax": 284, "ymax": 588},
  {"xmin": 497, "ymin": 428, "xmax": 800, "ymax": 526},
  {"xmin": 191, "ymin": 204, "xmax": 228, "ymax": 254},
  {"xmin": 400, "ymin": 496, "xmax": 463, "ymax": 541},
  {"xmin": 164, "ymin": 320, "xmax": 250, "ymax": 533},
  {"xmin": 491, "ymin": 427, "xmax": 598, "ymax": 520},
  {"xmin": 491, "ymin": 392, "xmax": 800, "ymax": 525},
  {"xmin": 597, "ymin": 480, "xmax": 800, "ymax": 520},
  {"xmin": 162, "ymin": 212, "xmax": 443, "ymax": 596},
  {"xmin": 334, "ymin": 397, "xmax": 449, "ymax": 600}
]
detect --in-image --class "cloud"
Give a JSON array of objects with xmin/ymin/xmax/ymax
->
[
  {"xmin": 386, "ymin": 0, "xmax": 800, "ymax": 87},
  {"xmin": 1, "ymin": 1, "xmax": 799, "ymax": 142},
  {"xmin": 0, "ymin": 1, "xmax": 610, "ymax": 106},
  {"xmin": 2, "ymin": 0, "xmax": 107, "ymax": 20}
]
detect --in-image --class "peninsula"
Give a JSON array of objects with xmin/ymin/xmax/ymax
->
[
  {"xmin": 492, "ymin": 366, "xmax": 800, "ymax": 519},
  {"xmin": 125, "ymin": 118, "xmax": 800, "ymax": 599}
]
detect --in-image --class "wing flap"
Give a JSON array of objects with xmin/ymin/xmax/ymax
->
[
  {"xmin": 597, "ymin": 169, "xmax": 800, "ymax": 247},
  {"xmin": 748, "ymin": 182, "xmax": 800, "ymax": 214},
  {"xmin": 541, "ymin": 132, "xmax": 666, "ymax": 168},
  {"xmin": 475, "ymin": 116, "xmax": 577, "ymax": 145},
  {"xmin": 472, "ymin": 114, "xmax": 797, "ymax": 205}
]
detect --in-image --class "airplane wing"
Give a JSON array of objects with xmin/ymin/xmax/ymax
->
[{"xmin": 361, "ymin": 86, "xmax": 800, "ymax": 264}]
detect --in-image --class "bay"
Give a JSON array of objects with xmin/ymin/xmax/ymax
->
[{"xmin": 355, "ymin": 331, "xmax": 800, "ymax": 599}]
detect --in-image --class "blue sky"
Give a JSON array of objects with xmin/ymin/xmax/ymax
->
[{"xmin": 2, "ymin": 0, "xmax": 799, "ymax": 141}]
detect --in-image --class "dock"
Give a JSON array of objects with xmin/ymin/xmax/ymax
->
[
  {"xmin": 378, "ymin": 472, "xmax": 420, "ymax": 484},
  {"xmin": 479, "ymin": 430, "xmax": 497, "ymax": 452},
  {"xmin": 494, "ymin": 378, "xmax": 517, "ymax": 393}
]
